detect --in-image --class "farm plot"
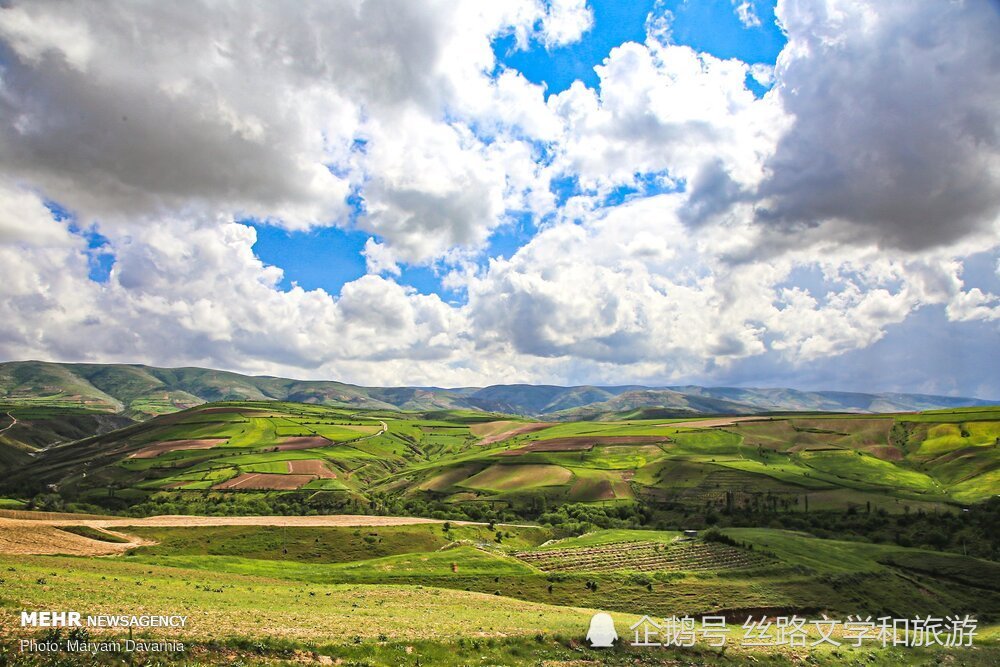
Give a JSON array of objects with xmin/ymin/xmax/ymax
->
[
  {"xmin": 224, "ymin": 417, "xmax": 279, "ymax": 447},
  {"xmin": 498, "ymin": 436, "xmax": 669, "ymax": 459},
  {"xmin": 496, "ymin": 438, "xmax": 596, "ymax": 455},
  {"xmin": 460, "ymin": 464, "xmax": 573, "ymax": 492},
  {"xmin": 128, "ymin": 438, "xmax": 227, "ymax": 459},
  {"xmin": 212, "ymin": 473, "xmax": 315, "ymax": 490},
  {"xmin": 516, "ymin": 540, "xmax": 773, "ymax": 573},
  {"xmin": 273, "ymin": 435, "xmax": 334, "ymax": 451},
  {"xmin": 287, "ymin": 459, "xmax": 337, "ymax": 478},
  {"xmin": 473, "ymin": 421, "xmax": 552, "ymax": 446},
  {"xmin": 798, "ymin": 450, "xmax": 940, "ymax": 493},
  {"xmin": 416, "ymin": 464, "xmax": 484, "ymax": 492}
]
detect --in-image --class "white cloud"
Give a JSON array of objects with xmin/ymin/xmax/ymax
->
[
  {"xmin": 0, "ymin": 0, "xmax": 998, "ymax": 396},
  {"xmin": 758, "ymin": 0, "xmax": 1000, "ymax": 250},
  {"xmin": 545, "ymin": 38, "xmax": 787, "ymax": 217},
  {"xmin": 362, "ymin": 238, "xmax": 401, "ymax": 276},
  {"xmin": 0, "ymin": 5, "xmax": 93, "ymax": 71},
  {"xmin": 0, "ymin": 179, "xmax": 75, "ymax": 246},
  {"xmin": 732, "ymin": 1, "xmax": 762, "ymax": 29},
  {"xmin": 0, "ymin": 0, "xmax": 571, "ymax": 259},
  {"xmin": 540, "ymin": 0, "xmax": 594, "ymax": 47}
]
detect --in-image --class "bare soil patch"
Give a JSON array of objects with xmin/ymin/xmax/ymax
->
[
  {"xmin": 864, "ymin": 445, "xmax": 905, "ymax": 461},
  {"xmin": 273, "ymin": 435, "xmax": 334, "ymax": 451},
  {"xmin": 37, "ymin": 515, "xmax": 452, "ymax": 529},
  {"xmin": 501, "ymin": 435, "xmax": 666, "ymax": 456},
  {"xmin": 0, "ymin": 510, "xmax": 111, "ymax": 521},
  {"xmin": 475, "ymin": 422, "xmax": 551, "ymax": 446},
  {"xmin": 129, "ymin": 438, "xmax": 227, "ymax": 459},
  {"xmin": 212, "ymin": 473, "xmax": 314, "ymax": 490},
  {"xmin": 196, "ymin": 407, "xmax": 268, "ymax": 415},
  {"xmin": 0, "ymin": 519, "xmax": 150, "ymax": 556},
  {"xmin": 287, "ymin": 459, "xmax": 337, "ymax": 478},
  {"xmin": 669, "ymin": 416, "xmax": 773, "ymax": 429}
]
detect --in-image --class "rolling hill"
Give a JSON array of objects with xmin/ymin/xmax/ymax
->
[
  {"xmin": 1, "ymin": 360, "xmax": 994, "ymax": 420},
  {"xmin": 9, "ymin": 401, "xmax": 999, "ymax": 516}
]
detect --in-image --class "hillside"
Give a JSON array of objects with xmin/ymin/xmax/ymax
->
[
  {"xmin": 1, "ymin": 360, "xmax": 994, "ymax": 420},
  {"xmin": 0, "ymin": 405, "xmax": 135, "ymax": 473},
  {"xmin": 4, "ymin": 521, "xmax": 998, "ymax": 665},
  {"xmin": 10, "ymin": 402, "xmax": 1000, "ymax": 522}
]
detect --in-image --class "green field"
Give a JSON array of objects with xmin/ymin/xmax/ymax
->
[
  {"xmin": 3, "ymin": 398, "xmax": 1000, "ymax": 664},
  {"xmin": 8, "ymin": 403, "xmax": 1000, "ymax": 517},
  {"xmin": 2, "ymin": 521, "xmax": 998, "ymax": 666}
]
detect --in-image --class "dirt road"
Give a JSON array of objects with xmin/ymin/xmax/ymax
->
[{"xmin": 0, "ymin": 411, "xmax": 16, "ymax": 435}]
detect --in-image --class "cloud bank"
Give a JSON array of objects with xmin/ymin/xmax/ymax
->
[{"xmin": 0, "ymin": 0, "xmax": 997, "ymax": 395}]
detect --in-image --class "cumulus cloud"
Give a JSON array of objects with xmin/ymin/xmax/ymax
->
[
  {"xmin": 0, "ymin": 0, "xmax": 574, "ymax": 256},
  {"xmin": 362, "ymin": 238, "xmax": 401, "ymax": 276},
  {"xmin": 545, "ymin": 35, "xmax": 786, "ymax": 218},
  {"xmin": 0, "ymin": 0, "xmax": 998, "ymax": 396},
  {"xmin": 539, "ymin": 0, "xmax": 594, "ymax": 47},
  {"xmin": 0, "ymin": 196, "xmax": 469, "ymax": 382},
  {"xmin": 756, "ymin": 0, "xmax": 1000, "ymax": 250}
]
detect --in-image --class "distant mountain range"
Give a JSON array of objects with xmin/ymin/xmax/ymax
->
[{"xmin": 0, "ymin": 360, "xmax": 994, "ymax": 420}]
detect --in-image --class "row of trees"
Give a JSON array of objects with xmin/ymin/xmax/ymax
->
[{"xmin": 24, "ymin": 486, "xmax": 1000, "ymax": 560}]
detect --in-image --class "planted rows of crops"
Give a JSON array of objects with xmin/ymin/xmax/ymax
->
[{"xmin": 515, "ymin": 540, "xmax": 773, "ymax": 573}]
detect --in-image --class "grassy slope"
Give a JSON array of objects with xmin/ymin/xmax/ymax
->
[
  {"xmin": 2, "ymin": 360, "xmax": 995, "ymax": 420},
  {"xmin": 6, "ymin": 551, "xmax": 996, "ymax": 666},
  {"xmin": 2, "ymin": 521, "xmax": 998, "ymax": 665},
  {"xmin": 11, "ymin": 403, "xmax": 1000, "ymax": 509},
  {"xmin": 114, "ymin": 524, "xmax": 1000, "ymax": 624},
  {"xmin": 0, "ymin": 552, "xmax": 605, "ymax": 644}
]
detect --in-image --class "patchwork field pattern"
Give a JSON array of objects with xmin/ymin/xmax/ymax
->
[
  {"xmin": 128, "ymin": 438, "xmax": 227, "ymax": 458},
  {"xmin": 12, "ymin": 403, "xmax": 1000, "ymax": 510}
]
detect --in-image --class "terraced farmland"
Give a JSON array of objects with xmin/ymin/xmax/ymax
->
[
  {"xmin": 515, "ymin": 539, "xmax": 774, "ymax": 573},
  {"xmin": 8, "ymin": 401, "xmax": 1000, "ymax": 517}
]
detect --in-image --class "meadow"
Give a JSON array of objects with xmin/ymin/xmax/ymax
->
[
  {"xmin": 2, "ymin": 401, "xmax": 999, "ymax": 664},
  {"xmin": 2, "ymin": 519, "xmax": 998, "ymax": 666}
]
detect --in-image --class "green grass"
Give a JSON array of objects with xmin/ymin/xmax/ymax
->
[
  {"xmin": 798, "ymin": 450, "xmax": 941, "ymax": 493},
  {"xmin": 535, "ymin": 529, "xmax": 682, "ymax": 550},
  {"xmin": 15, "ymin": 400, "xmax": 1000, "ymax": 512},
  {"xmin": 2, "ymin": 522, "xmax": 999, "ymax": 665},
  {"xmin": 302, "ymin": 478, "xmax": 348, "ymax": 490},
  {"xmin": 460, "ymin": 464, "xmax": 573, "ymax": 492},
  {"xmin": 9, "ymin": 552, "xmax": 994, "ymax": 665},
  {"xmin": 0, "ymin": 553, "xmax": 604, "ymax": 645},
  {"xmin": 669, "ymin": 429, "xmax": 742, "ymax": 455},
  {"xmin": 226, "ymin": 417, "xmax": 278, "ymax": 447},
  {"xmin": 121, "ymin": 524, "xmax": 1000, "ymax": 624},
  {"xmin": 949, "ymin": 468, "xmax": 1000, "ymax": 503}
]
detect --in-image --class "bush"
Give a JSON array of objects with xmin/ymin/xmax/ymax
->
[{"xmin": 702, "ymin": 528, "xmax": 739, "ymax": 547}]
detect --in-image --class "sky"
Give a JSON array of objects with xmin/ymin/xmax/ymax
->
[{"xmin": 0, "ymin": 0, "xmax": 998, "ymax": 397}]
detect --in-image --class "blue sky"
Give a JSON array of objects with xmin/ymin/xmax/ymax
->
[
  {"xmin": 1, "ymin": 0, "xmax": 998, "ymax": 395},
  {"xmin": 260, "ymin": 0, "xmax": 788, "ymax": 302}
]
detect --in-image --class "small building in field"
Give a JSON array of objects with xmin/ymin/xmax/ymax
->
[{"xmin": 683, "ymin": 529, "xmax": 699, "ymax": 539}]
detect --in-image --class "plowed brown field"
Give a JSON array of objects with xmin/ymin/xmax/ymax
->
[
  {"xmin": 273, "ymin": 435, "xmax": 333, "ymax": 451},
  {"xmin": 287, "ymin": 459, "xmax": 337, "ymax": 478},
  {"xmin": 129, "ymin": 438, "xmax": 227, "ymax": 458}
]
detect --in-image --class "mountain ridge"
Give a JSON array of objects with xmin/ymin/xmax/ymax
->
[{"xmin": 0, "ymin": 359, "xmax": 995, "ymax": 420}]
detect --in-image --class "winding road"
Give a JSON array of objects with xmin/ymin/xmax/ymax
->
[{"xmin": 0, "ymin": 411, "xmax": 17, "ymax": 435}]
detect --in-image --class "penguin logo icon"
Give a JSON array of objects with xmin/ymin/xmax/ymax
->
[{"xmin": 586, "ymin": 612, "xmax": 618, "ymax": 647}]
